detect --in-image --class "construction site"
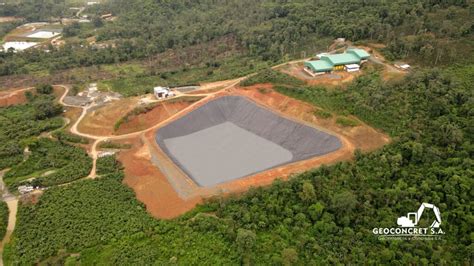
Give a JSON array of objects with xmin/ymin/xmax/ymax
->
[
  {"xmin": 0, "ymin": 69, "xmax": 391, "ymax": 224},
  {"xmin": 55, "ymin": 79, "xmax": 388, "ymax": 218},
  {"xmin": 0, "ymin": 37, "xmax": 395, "ymax": 220},
  {"xmin": 278, "ymin": 41, "xmax": 406, "ymax": 85}
]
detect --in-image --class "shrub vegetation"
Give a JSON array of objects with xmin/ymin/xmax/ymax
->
[{"xmin": 4, "ymin": 66, "xmax": 472, "ymax": 265}]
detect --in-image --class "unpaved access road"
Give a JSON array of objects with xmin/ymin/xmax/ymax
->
[
  {"xmin": 56, "ymin": 77, "xmax": 241, "ymax": 179},
  {"xmin": 0, "ymin": 58, "xmax": 340, "ymax": 262},
  {"xmin": 0, "ymin": 169, "xmax": 18, "ymax": 266},
  {"xmin": 53, "ymin": 57, "xmax": 317, "ymax": 183}
]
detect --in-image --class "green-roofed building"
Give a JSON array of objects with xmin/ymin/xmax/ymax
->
[
  {"xmin": 304, "ymin": 48, "xmax": 371, "ymax": 75},
  {"xmin": 304, "ymin": 60, "xmax": 333, "ymax": 73},
  {"xmin": 320, "ymin": 53, "xmax": 361, "ymax": 66},
  {"xmin": 347, "ymin": 48, "xmax": 371, "ymax": 60}
]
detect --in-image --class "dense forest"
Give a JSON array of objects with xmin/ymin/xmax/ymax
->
[
  {"xmin": 0, "ymin": 86, "xmax": 92, "ymax": 189},
  {"xmin": 0, "ymin": 0, "xmax": 71, "ymax": 21},
  {"xmin": 0, "ymin": 93, "xmax": 64, "ymax": 170},
  {"xmin": 0, "ymin": 201, "xmax": 8, "ymax": 241},
  {"xmin": 0, "ymin": 0, "xmax": 472, "ymax": 77},
  {"xmin": 4, "ymin": 138, "xmax": 92, "ymax": 188},
  {"xmin": 4, "ymin": 65, "xmax": 472, "ymax": 264}
]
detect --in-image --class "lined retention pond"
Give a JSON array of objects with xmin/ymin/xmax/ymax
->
[{"xmin": 156, "ymin": 96, "xmax": 342, "ymax": 187}]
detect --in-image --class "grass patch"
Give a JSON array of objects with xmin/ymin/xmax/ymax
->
[
  {"xmin": 114, "ymin": 96, "xmax": 203, "ymax": 131},
  {"xmin": 165, "ymin": 95, "xmax": 203, "ymax": 104},
  {"xmin": 241, "ymin": 68, "xmax": 305, "ymax": 87},
  {"xmin": 100, "ymin": 56, "xmax": 269, "ymax": 97},
  {"xmin": 336, "ymin": 116, "xmax": 360, "ymax": 127},
  {"xmin": 52, "ymin": 130, "xmax": 89, "ymax": 144},
  {"xmin": 98, "ymin": 141, "xmax": 132, "ymax": 150},
  {"xmin": 102, "ymin": 63, "xmax": 146, "ymax": 77},
  {"xmin": 257, "ymin": 87, "xmax": 271, "ymax": 94},
  {"xmin": 314, "ymin": 109, "xmax": 333, "ymax": 119}
]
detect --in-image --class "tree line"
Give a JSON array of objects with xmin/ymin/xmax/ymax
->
[
  {"xmin": 0, "ymin": 0, "xmax": 472, "ymax": 77},
  {"xmin": 4, "ymin": 65, "xmax": 472, "ymax": 265}
]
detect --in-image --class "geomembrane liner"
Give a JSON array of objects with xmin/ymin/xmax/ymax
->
[{"xmin": 156, "ymin": 96, "xmax": 342, "ymax": 187}]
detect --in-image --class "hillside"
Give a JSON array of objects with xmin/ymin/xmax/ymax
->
[{"xmin": 0, "ymin": 0, "xmax": 472, "ymax": 265}]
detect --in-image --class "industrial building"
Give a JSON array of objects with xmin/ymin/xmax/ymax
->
[{"xmin": 304, "ymin": 48, "xmax": 370, "ymax": 76}]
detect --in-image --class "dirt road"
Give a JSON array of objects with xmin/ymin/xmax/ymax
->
[
  {"xmin": 52, "ymin": 58, "xmax": 325, "ymax": 182},
  {"xmin": 0, "ymin": 169, "xmax": 18, "ymax": 266}
]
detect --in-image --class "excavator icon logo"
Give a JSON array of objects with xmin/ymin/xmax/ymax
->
[{"xmin": 397, "ymin": 203, "xmax": 442, "ymax": 228}]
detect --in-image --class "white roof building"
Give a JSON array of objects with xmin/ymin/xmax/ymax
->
[
  {"xmin": 345, "ymin": 64, "xmax": 360, "ymax": 72},
  {"xmin": 395, "ymin": 63, "xmax": 411, "ymax": 70},
  {"xmin": 154, "ymin": 86, "xmax": 170, "ymax": 94},
  {"xmin": 2, "ymin": 42, "xmax": 38, "ymax": 52}
]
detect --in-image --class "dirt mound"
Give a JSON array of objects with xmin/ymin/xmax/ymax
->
[
  {"xmin": 116, "ymin": 101, "xmax": 194, "ymax": 135},
  {"xmin": 77, "ymin": 98, "xmax": 138, "ymax": 136}
]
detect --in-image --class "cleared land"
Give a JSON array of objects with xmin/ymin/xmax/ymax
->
[
  {"xmin": 26, "ymin": 30, "xmax": 61, "ymax": 39},
  {"xmin": 0, "ymin": 82, "xmax": 388, "ymax": 219},
  {"xmin": 118, "ymin": 85, "xmax": 389, "ymax": 218},
  {"xmin": 77, "ymin": 98, "xmax": 139, "ymax": 136},
  {"xmin": 115, "ymin": 98, "xmax": 202, "ymax": 135},
  {"xmin": 0, "ymin": 17, "xmax": 22, "ymax": 23},
  {"xmin": 0, "ymin": 89, "xmax": 29, "ymax": 107},
  {"xmin": 278, "ymin": 62, "xmax": 359, "ymax": 86}
]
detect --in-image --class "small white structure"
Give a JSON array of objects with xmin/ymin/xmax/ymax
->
[
  {"xmin": 98, "ymin": 151, "xmax": 116, "ymax": 158},
  {"xmin": 87, "ymin": 1, "xmax": 99, "ymax": 5},
  {"xmin": 18, "ymin": 185, "xmax": 34, "ymax": 194},
  {"xmin": 345, "ymin": 64, "xmax": 360, "ymax": 72},
  {"xmin": 395, "ymin": 63, "xmax": 411, "ymax": 70},
  {"xmin": 2, "ymin": 41, "xmax": 38, "ymax": 52},
  {"xmin": 89, "ymin": 83, "xmax": 98, "ymax": 92},
  {"xmin": 154, "ymin": 86, "xmax": 175, "ymax": 99},
  {"xmin": 316, "ymin": 52, "xmax": 329, "ymax": 59},
  {"xmin": 27, "ymin": 30, "xmax": 61, "ymax": 39}
]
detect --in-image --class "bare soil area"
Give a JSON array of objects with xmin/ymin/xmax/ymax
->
[
  {"xmin": 279, "ymin": 63, "xmax": 359, "ymax": 86},
  {"xmin": 119, "ymin": 84, "xmax": 389, "ymax": 219},
  {"xmin": 0, "ymin": 89, "xmax": 28, "ymax": 107},
  {"xmin": 77, "ymin": 98, "xmax": 139, "ymax": 136},
  {"xmin": 0, "ymin": 17, "xmax": 22, "ymax": 23},
  {"xmin": 118, "ymin": 137, "xmax": 202, "ymax": 219},
  {"xmin": 0, "ymin": 86, "xmax": 65, "ymax": 107},
  {"xmin": 188, "ymin": 78, "xmax": 241, "ymax": 95},
  {"xmin": 235, "ymin": 85, "xmax": 390, "ymax": 152},
  {"xmin": 116, "ymin": 100, "xmax": 196, "ymax": 135}
]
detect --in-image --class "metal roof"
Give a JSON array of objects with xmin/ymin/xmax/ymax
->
[
  {"xmin": 347, "ymin": 48, "xmax": 370, "ymax": 59},
  {"xmin": 320, "ymin": 53, "xmax": 361, "ymax": 65},
  {"xmin": 345, "ymin": 64, "xmax": 360, "ymax": 68},
  {"xmin": 304, "ymin": 60, "xmax": 333, "ymax": 72},
  {"xmin": 154, "ymin": 86, "xmax": 170, "ymax": 93},
  {"xmin": 304, "ymin": 48, "xmax": 371, "ymax": 73}
]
